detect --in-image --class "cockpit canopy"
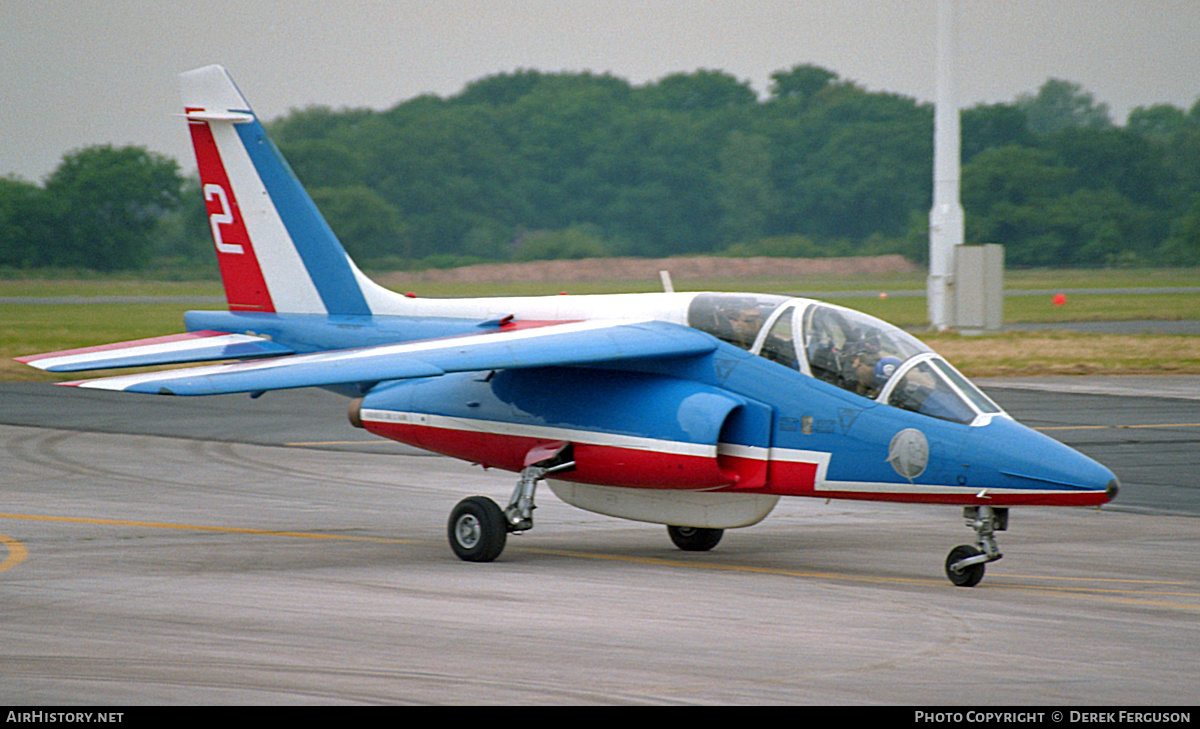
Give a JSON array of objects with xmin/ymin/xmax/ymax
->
[{"xmin": 687, "ymin": 293, "xmax": 1004, "ymax": 426}]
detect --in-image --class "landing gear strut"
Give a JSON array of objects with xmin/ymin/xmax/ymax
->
[
  {"xmin": 945, "ymin": 505, "xmax": 1007, "ymax": 587},
  {"xmin": 447, "ymin": 443, "xmax": 575, "ymax": 562}
]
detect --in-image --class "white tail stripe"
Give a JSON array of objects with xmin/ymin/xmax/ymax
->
[{"xmin": 206, "ymin": 120, "xmax": 328, "ymax": 314}]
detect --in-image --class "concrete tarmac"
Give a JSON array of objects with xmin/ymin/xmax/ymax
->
[{"xmin": 0, "ymin": 381, "xmax": 1197, "ymax": 704}]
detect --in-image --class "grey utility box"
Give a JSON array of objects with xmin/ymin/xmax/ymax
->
[{"xmin": 953, "ymin": 244, "xmax": 1004, "ymax": 332}]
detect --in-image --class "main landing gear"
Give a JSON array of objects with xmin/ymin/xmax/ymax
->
[
  {"xmin": 944, "ymin": 505, "xmax": 1007, "ymax": 587},
  {"xmin": 447, "ymin": 445, "xmax": 575, "ymax": 562},
  {"xmin": 666, "ymin": 525, "xmax": 724, "ymax": 552}
]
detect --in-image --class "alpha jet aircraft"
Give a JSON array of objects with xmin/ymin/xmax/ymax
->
[{"xmin": 18, "ymin": 66, "xmax": 1118, "ymax": 586}]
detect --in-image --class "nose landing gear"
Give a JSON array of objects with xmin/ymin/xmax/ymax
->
[{"xmin": 945, "ymin": 505, "xmax": 1007, "ymax": 587}]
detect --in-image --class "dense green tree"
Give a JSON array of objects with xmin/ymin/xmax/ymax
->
[
  {"xmin": 310, "ymin": 185, "xmax": 409, "ymax": 265},
  {"xmin": 763, "ymin": 81, "xmax": 932, "ymax": 243},
  {"xmin": 640, "ymin": 70, "xmax": 757, "ymax": 111},
  {"xmin": 1127, "ymin": 103, "xmax": 1189, "ymax": 141},
  {"xmin": 146, "ymin": 176, "xmax": 211, "ymax": 270},
  {"xmin": 961, "ymin": 103, "xmax": 1033, "ymax": 162},
  {"xmin": 514, "ymin": 223, "xmax": 610, "ymax": 261},
  {"xmin": 768, "ymin": 64, "xmax": 838, "ymax": 104},
  {"xmin": 42, "ymin": 145, "xmax": 183, "ymax": 270},
  {"xmin": 961, "ymin": 145, "xmax": 1074, "ymax": 265},
  {"xmin": 1044, "ymin": 128, "xmax": 1164, "ymax": 206},
  {"xmin": 0, "ymin": 176, "xmax": 55, "ymax": 268},
  {"xmin": 962, "ymin": 143, "xmax": 1164, "ymax": 266},
  {"xmin": 1161, "ymin": 197, "xmax": 1200, "ymax": 264},
  {"xmin": 4, "ymin": 66, "xmax": 1199, "ymax": 273},
  {"xmin": 1017, "ymin": 78, "xmax": 1113, "ymax": 136},
  {"xmin": 282, "ymin": 139, "xmax": 365, "ymax": 188},
  {"xmin": 715, "ymin": 131, "xmax": 774, "ymax": 245}
]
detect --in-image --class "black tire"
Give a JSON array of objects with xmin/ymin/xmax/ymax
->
[
  {"xmin": 945, "ymin": 544, "xmax": 986, "ymax": 587},
  {"xmin": 448, "ymin": 496, "xmax": 508, "ymax": 562},
  {"xmin": 667, "ymin": 525, "xmax": 724, "ymax": 552}
]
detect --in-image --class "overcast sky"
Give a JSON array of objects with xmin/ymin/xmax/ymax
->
[{"xmin": 4, "ymin": 1, "xmax": 1198, "ymax": 182}]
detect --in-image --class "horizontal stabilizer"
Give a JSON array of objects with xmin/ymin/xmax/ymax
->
[
  {"xmin": 17, "ymin": 331, "xmax": 294, "ymax": 373},
  {"xmin": 63, "ymin": 320, "xmax": 717, "ymax": 396}
]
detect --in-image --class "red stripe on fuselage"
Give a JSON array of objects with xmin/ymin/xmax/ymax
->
[
  {"xmin": 187, "ymin": 113, "xmax": 274, "ymax": 312},
  {"xmin": 716, "ymin": 457, "xmax": 820, "ymax": 495},
  {"xmin": 363, "ymin": 419, "xmax": 734, "ymax": 490},
  {"xmin": 499, "ymin": 319, "xmax": 581, "ymax": 332}
]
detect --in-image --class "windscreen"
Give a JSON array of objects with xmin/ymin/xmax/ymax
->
[
  {"xmin": 688, "ymin": 293, "xmax": 789, "ymax": 351},
  {"xmin": 886, "ymin": 360, "xmax": 978, "ymax": 424},
  {"xmin": 802, "ymin": 303, "xmax": 930, "ymax": 398}
]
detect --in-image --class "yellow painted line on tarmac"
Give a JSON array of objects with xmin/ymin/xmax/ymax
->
[
  {"xmin": 0, "ymin": 533, "xmax": 29, "ymax": 572},
  {"xmin": 986, "ymin": 583, "xmax": 1200, "ymax": 612},
  {"xmin": 3, "ymin": 514, "xmax": 1196, "ymax": 609},
  {"xmin": 525, "ymin": 547, "xmax": 948, "ymax": 587},
  {"xmin": 1006, "ymin": 574, "xmax": 1191, "ymax": 586},
  {"xmin": 0, "ymin": 512, "xmax": 417, "ymax": 545},
  {"xmin": 521, "ymin": 547, "xmax": 1200, "ymax": 610}
]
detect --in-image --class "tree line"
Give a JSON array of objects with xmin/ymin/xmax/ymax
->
[{"xmin": 2, "ymin": 65, "xmax": 1198, "ymax": 273}]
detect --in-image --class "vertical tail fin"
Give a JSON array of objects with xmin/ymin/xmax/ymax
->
[{"xmin": 181, "ymin": 65, "xmax": 387, "ymax": 315}]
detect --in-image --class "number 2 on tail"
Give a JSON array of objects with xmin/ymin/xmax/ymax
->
[{"xmin": 204, "ymin": 184, "xmax": 243, "ymax": 254}]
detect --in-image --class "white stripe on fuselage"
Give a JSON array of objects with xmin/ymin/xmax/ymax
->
[
  {"xmin": 361, "ymin": 409, "xmax": 717, "ymax": 459},
  {"xmin": 354, "ymin": 289, "xmax": 701, "ymax": 323}
]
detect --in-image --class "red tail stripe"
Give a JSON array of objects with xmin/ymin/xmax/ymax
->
[{"xmin": 187, "ymin": 111, "xmax": 275, "ymax": 312}]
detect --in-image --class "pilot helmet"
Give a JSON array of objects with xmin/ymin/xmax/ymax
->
[{"xmin": 875, "ymin": 356, "xmax": 903, "ymax": 384}]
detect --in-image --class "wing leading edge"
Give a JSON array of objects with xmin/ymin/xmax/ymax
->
[{"xmin": 60, "ymin": 320, "xmax": 718, "ymax": 396}]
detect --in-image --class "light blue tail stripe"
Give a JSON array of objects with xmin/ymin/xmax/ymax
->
[{"xmin": 235, "ymin": 120, "xmax": 371, "ymax": 316}]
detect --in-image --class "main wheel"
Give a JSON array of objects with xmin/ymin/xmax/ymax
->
[
  {"xmin": 945, "ymin": 544, "xmax": 986, "ymax": 587},
  {"xmin": 667, "ymin": 525, "xmax": 724, "ymax": 552},
  {"xmin": 448, "ymin": 496, "xmax": 508, "ymax": 562}
]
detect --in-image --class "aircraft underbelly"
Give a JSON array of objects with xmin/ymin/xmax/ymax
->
[{"xmin": 547, "ymin": 482, "xmax": 779, "ymax": 529}]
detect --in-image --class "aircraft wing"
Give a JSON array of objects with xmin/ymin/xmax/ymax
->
[
  {"xmin": 58, "ymin": 320, "xmax": 717, "ymax": 396},
  {"xmin": 16, "ymin": 331, "xmax": 295, "ymax": 373}
]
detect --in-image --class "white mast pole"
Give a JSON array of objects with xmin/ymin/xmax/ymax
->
[{"xmin": 928, "ymin": 0, "xmax": 964, "ymax": 331}]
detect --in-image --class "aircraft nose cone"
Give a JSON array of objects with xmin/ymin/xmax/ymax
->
[{"xmin": 969, "ymin": 417, "xmax": 1118, "ymax": 505}]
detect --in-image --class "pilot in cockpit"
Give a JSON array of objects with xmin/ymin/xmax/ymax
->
[
  {"xmin": 844, "ymin": 338, "xmax": 881, "ymax": 396},
  {"xmin": 846, "ymin": 343, "xmax": 902, "ymax": 400},
  {"xmin": 725, "ymin": 302, "xmax": 764, "ymax": 349}
]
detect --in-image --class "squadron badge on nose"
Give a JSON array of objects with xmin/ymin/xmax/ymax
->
[{"xmin": 887, "ymin": 428, "xmax": 929, "ymax": 481}]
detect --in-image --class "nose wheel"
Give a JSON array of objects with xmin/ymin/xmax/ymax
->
[{"xmin": 945, "ymin": 506, "xmax": 1007, "ymax": 587}]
